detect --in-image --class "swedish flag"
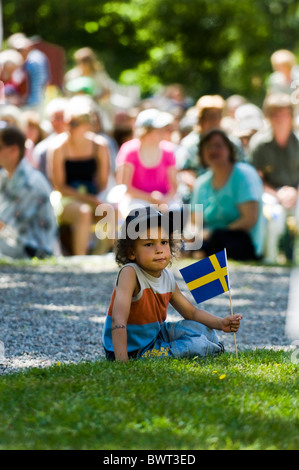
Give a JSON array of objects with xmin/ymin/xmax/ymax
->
[{"xmin": 180, "ymin": 249, "xmax": 230, "ymax": 304}]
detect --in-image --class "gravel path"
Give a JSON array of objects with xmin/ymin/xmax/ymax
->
[{"xmin": 0, "ymin": 254, "xmax": 294, "ymax": 375}]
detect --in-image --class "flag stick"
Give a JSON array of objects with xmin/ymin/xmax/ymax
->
[
  {"xmin": 228, "ymin": 288, "xmax": 238, "ymax": 358},
  {"xmin": 223, "ymin": 248, "xmax": 238, "ymax": 358}
]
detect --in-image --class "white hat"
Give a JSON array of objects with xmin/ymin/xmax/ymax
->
[
  {"xmin": 9, "ymin": 36, "xmax": 33, "ymax": 50},
  {"xmin": 0, "ymin": 49, "xmax": 23, "ymax": 67},
  {"xmin": 234, "ymin": 103, "xmax": 264, "ymax": 135},
  {"xmin": 135, "ymin": 108, "xmax": 174, "ymax": 129}
]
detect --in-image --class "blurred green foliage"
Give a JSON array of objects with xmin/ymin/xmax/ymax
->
[{"xmin": 3, "ymin": 0, "xmax": 299, "ymax": 103}]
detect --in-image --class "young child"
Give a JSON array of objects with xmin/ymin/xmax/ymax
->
[{"xmin": 102, "ymin": 206, "xmax": 242, "ymax": 361}]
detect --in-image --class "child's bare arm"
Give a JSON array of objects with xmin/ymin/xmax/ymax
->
[
  {"xmin": 170, "ymin": 283, "xmax": 242, "ymax": 332},
  {"xmin": 111, "ymin": 266, "xmax": 137, "ymax": 361}
]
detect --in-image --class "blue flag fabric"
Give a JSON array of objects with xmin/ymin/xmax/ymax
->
[{"xmin": 179, "ymin": 249, "xmax": 230, "ymax": 304}]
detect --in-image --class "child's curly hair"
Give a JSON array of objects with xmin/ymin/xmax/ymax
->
[{"xmin": 114, "ymin": 207, "xmax": 181, "ymax": 267}]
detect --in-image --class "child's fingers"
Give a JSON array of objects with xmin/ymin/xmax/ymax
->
[{"xmin": 232, "ymin": 314, "xmax": 243, "ymax": 321}]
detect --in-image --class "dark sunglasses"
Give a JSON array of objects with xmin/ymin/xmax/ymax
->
[{"xmin": 68, "ymin": 118, "xmax": 89, "ymax": 128}]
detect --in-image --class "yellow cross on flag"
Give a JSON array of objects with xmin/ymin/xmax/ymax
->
[{"xmin": 180, "ymin": 249, "xmax": 230, "ymax": 303}]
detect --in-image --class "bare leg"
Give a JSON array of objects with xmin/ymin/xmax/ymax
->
[{"xmin": 60, "ymin": 202, "xmax": 92, "ymax": 255}]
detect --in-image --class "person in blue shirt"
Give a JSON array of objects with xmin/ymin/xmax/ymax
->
[
  {"xmin": 9, "ymin": 35, "xmax": 50, "ymax": 109},
  {"xmin": 0, "ymin": 124, "xmax": 57, "ymax": 258},
  {"xmin": 190, "ymin": 128, "xmax": 265, "ymax": 261}
]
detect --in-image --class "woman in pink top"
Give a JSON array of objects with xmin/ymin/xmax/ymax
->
[{"xmin": 116, "ymin": 108, "xmax": 178, "ymax": 214}]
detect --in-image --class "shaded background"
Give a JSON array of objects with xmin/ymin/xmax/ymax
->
[{"xmin": 2, "ymin": 0, "xmax": 299, "ymax": 104}]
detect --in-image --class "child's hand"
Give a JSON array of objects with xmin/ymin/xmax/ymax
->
[{"xmin": 221, "ymin": 314, "xmax": 243, "ymax": 333}]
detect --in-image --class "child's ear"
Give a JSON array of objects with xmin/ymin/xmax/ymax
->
[{"xmin": 127, "ymin": 248, "xmax": 136, "ymax": 260}]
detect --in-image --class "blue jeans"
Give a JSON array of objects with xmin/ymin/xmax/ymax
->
[{"xmin": 139, "ymin": 320, "xmax": 221, "ymax": 359}]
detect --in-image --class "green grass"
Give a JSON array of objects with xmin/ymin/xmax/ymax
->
[{"xmin": 0, "ymin": 350, "xmax": 298, "ymax": 450}]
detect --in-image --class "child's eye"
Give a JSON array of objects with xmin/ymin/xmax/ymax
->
[
  {"xmin": 144, "ymin": 242, "xmax": 153, "ymax": 247},
  {"xmin": 162, "ymin": 240, "xmax": 169, "ymax": 245}
]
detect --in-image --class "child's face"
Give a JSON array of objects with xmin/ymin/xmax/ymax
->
[{"xmin": 128, "ymin": 226, "xmax": 171, "ymax": 277}]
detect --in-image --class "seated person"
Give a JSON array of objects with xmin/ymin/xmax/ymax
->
[
  {"xmin": 190, "ymin": 129, "xmax": 265, "ymax": 261},
  {"xmin": 266, "ymin": 49, "xmax": 299, "ymax": 97},
  {"xmin": 0, "ymin": 49, "xmax": 25, "ymax": 105},
  {"xmin": 115, "ymin": 108, "xmax": 179, "ymax": 216},
  {"xmin": 249, "ymin": 93, "xmax": 299, "ymax": 210},
  {"xmin": 48, "ymin": 96, "xmax": 111, "ymax": 255},
  {"xmin": 178, "ymin": 95, "xmax": 245, "ymax": 203},
  {"xmin": 32, "ymin": 97, "xmax": 68, "ymax": 179},
  {"xmin": 249, "ymin": 93, "xmax": 299, "ymax": 261},
  {"xmin": 0, "ymin": 123, "xmax": 57, "ymax": 259},
  {"xmin": 9, "ymin": 34, "xmax": 50, "ymax": 109}
]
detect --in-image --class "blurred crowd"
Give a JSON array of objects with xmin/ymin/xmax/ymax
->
[{"xmin": 0, "ymin": 33, "xmax": 299, "ymax": 263}]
